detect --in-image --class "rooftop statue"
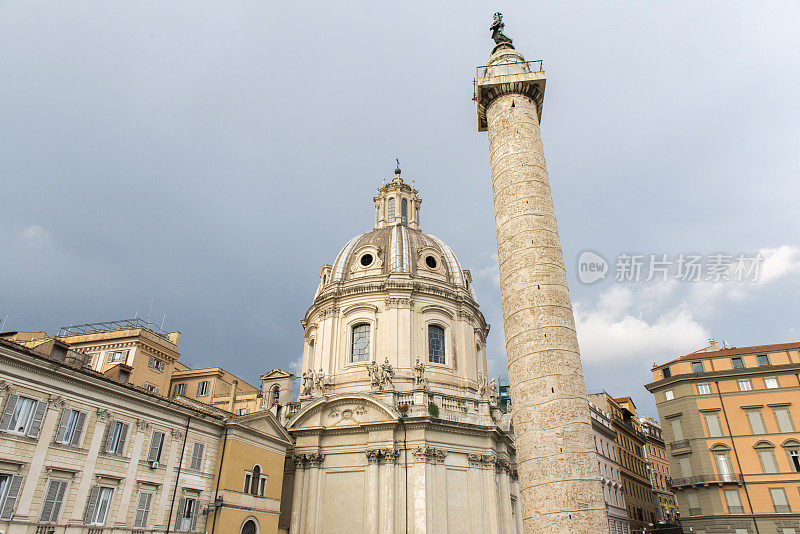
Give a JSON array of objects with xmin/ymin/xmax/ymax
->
[{"xmin": 490, "ymin": 12, "xmax": 513, "ymax": 46}]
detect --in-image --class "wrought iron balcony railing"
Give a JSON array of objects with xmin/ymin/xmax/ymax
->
[{"xmin": 670, "ymin": 473, "xmax": 741, "ymax": 488}]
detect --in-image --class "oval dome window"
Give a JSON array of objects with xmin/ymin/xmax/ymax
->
[
  {"xmin": 360, "ymin": 253, "xmax": 374, "ymax": 267},
  {"xmin": 425, "ymin": 256, "xmax": 438, "ymax": 269}
]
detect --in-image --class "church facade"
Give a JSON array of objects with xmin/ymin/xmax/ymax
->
[{"xmin": 275, "ymin": 167, "xmax": 522, "ymax": 534}]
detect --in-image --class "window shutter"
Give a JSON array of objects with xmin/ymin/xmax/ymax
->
[
  {"xmin": 51, "ymin": 479, "xmax": 67, "ymax": 523},
  {"xmin": 190, "ymin": 443, "xmax": 204, "ymax": 470},
  {"xmin": 116, "ymin": 422, "xmax": 129, "ymax": 455},
  {"xmin": 0, "ymin": 394, "xmax": 19, "ymax": 431},
  {"xmin": 54, "ymin": 409, "xmax": 71, "ymax": 443},
  {"xmin": 190, "ymin": 499, "xmax": 199, "ymax": 531},
  {"xmin": 176, "ymin": 497, "xmax": 187, "ymax": 531},
  {"xmin": 70, "ymin": 411, "xmax": 87, "ymax": 446},
  {"xmin": 133, "ymin": 491, "xmax": 153, "ymax": 528},
  {"xmin": 104, "ymin": 421, "xmax": 117, "ymax": 453},
  {"xmin": 147, "ymin": 431, "xmax": 163, "ymax": 463},
  {"xmin": 39, "ymin": 479, "xmax": 67, "ymax": 523},
  {"xmin": 0, "ymin": 474, "xmax": 23, "ymax": 520},
  {"xmin": 84, "ymin": 485, "xmax": 101, "ymax": 524},
  {"xmin": 27, "ymin": 400, "xmax": 48, "ymax": 438}
]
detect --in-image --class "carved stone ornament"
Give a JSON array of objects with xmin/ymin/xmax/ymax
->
[
  {"xmin": 328, "ymin": 407, "xmax": 340, "ymax": 419},
  {"xmin": 292, "ymin": 454, "xmax": 306, "ymax": 468},
  {"xmin": 96, "ymin": 408, "xmax": 111, "ymax": 422},
  {"xmin": 306, "ymin": 453, "xmax": 324, "ymax": 467},
  {"xmin": 381, "ymin": 449, "xmax": 400, "ymax": 463},
  {"xmin": 365, "ymin": 449, "xmax": 381, "ymax": 464},
  {"xmin": 0, "ymin": 380, "xmax": 9, "ymax": 392},
  {"xmin": 413, "ymin": 446, "xmax": 447, "ymax": 463},
  {"xmin": 136, "ymin": 419, "xmax": 150, "ymax": 432},
  {"xmin": 171, "ymin": 428, "xmax": 184, "ymax": 441},
  {"xmin": 48, "ymin": 395, "xmax": 66, "ymax": 408}
]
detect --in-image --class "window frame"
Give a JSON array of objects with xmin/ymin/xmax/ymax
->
[
  {"xmin": 664, "ymin": 389, "xmax": 674, "ymax": 401},
  {"xmin": 731, "ymin": 357, "xmax": 744, "ymax": 368},
  {"xmin": 349, "ymin": 322, "xmax": 372, "ymax": 364},
  {"xmin": 148, "ymin": 356, "xmax": 166, "ymax": 372},
  {"xmin": 105, "ymin": 420, "xmax": 129, "ymax": 455},
  {"xmin": 764, "ymin": 376, "xmax": 779, "ymax": 389},
  {"xmin": 746, "ymin": 409, "xmax": 767, "ymax": 435},
  {"xmin": 427, "ymin": 323, "xmax": 447, "ymax": 365},
  {"xmin": 738, "ymin": 379, "xmax": 752, "ymax": 391},
  {"xmin": 196, "ymin": 381, "xmax": 210, "ymax": 397},
  {"xmin": 769, "ymin": 487, "xmax": 791, "ymax": 513},
  {"xmin": 697, "ymin": 382, "xmax": 711, "ymax": 395},
  {"xmin": 691, "ymin": 361, "xmax": 705, "ymax": 373},
  {"xmin": 757, "ymin": 354, "xmax": 771, "ymax": 366}
]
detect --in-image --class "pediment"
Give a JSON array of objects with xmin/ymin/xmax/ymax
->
[
  {"xmin": 234, "ymin": 409, "xmax": 293, "ymax": 444},
  {"xmin": 287, "ymin": 394, "xmax": 398, "ymax": 431},
  {"xmin": 260, "ymin": 368, "xmax": 294, "ymax": 380}
]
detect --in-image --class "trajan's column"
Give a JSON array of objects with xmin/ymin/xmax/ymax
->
[{"xmin": 475, "ymin": 14, "xmax": 608, "ymax": 533}]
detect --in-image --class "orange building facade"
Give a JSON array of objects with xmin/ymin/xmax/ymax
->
[{"xmin": 646, "ymin": 340, "xmax": 800, "ymax": 533}]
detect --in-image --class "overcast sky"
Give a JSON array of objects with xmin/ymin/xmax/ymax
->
[{"xmin": 2, "ymin": 2, "xmax": 798, "ymax": 419}]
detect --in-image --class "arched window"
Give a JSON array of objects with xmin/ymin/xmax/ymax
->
[
  {"xmin": 308, "ymin": 338, "xmax": 315, "ymax": 363},
  {"xmin": 428, "ymin": 325, "xmax": 445, "ymax": 364},
  {"xmin": 401, "ymin": 199, "xmax": 408, "ymax": 225},
  {"xmin": 351, "ymin": 324, "xmax": 370, "ymax": 362},
  {"xmin": 271, "ymin": 385, "xmax": 280, "ymax": 408},
  {"xmin": 388, "ymin": 198, "xmax": 396, "ymax": 222},
  {"xmin": 241, "ymin": 519, "xmax": 257, "ymax": 534},
  {"xmin": 251, "ymin": 465, "xmax": 261, "ymax": 495}
]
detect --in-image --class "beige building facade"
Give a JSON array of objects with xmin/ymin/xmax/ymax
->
[
  {"xmin": 640, "ymin": 417, "xmax": 680, "ymax": 525},
  {"xmin": 589, "ymin": 400, "xmax": 631, "ymax": 534},
  {"xmin": 0, "ymin": 334, "xmax": 291, "ymax": 534},
  {"xmin": 646, "ymin": 340, "xmax": 800, "ymax": 534},
  {"xmin": 279, "ymin": 168, "xmax": 521, "ymax": 534}
]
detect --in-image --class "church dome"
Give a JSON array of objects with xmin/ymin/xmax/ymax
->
[{"xmin": 329, "ymin": 226, "xmax": 469, "ymax": 289}]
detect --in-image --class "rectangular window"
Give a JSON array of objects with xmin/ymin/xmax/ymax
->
[
  {"xmin": 106, "ymin": 350, "xmax": 127, "ymax": 363},
  {"xmin": 757, "ymin": 354, "xmax": 771, "ymax": 366},
  {"xmin": 758, "ymin": 448, "xmax": 779, "ymax": 474},
  {"xmin": 0, "ymin": 394, "xmax": 47, "ymax": 437},
  {"xmin": 770, "ymin": 487, "xmax": 791, "ymax": 512},
  {"xmin": 697, "ymin": 383, "xmax": 711, "ymax": 395},
  {"xmin": 0, "ymin": 473, "xmax": 24, "ymax": 520},
  {"xmin": 428, "ymin": 324, "xmax": 446, "ymax": 364},
  {"xmin": 724, "ymin": 489, "xmax": 743, "ymax": 514},
  {"xmin": 259, "ymin": 476, "xmax": 267, "ymax": 496},
  {"xmin": 691, "ymin": 361, "xmax": 704, "ymax": 373},
  {"xmin": 148, "ymin": 356, "xmax": 165, "ymax": 372},
  {"xmin": 715, "ymin": 452, "xmax": 733, "ymax": 477},
  {"xmin": 731, "ymin": 357, "xmax": 744, "ymax": 368},
  {"xmin": 738, "ymin": 379, "xmax": 752, "ymax": 391},
  {"xmin": 665, "ymin": 390, "xmax": 674, "ymax": 401},
  {"xmin": 774, "ymin": 407, "xmax": 795, "ymax": 433},
  {"xmin": 764, "ymin": 377, "xmax": 779, "ymax": 389},
  {"xmin": 243, "ymin": 473, "xmax": 252, "ymax": 493},
  {"xmin": 350, "ymin": 323, "xmax": 371, "ymax": 363},
  {"xmin": 176, "ymin": 496, "xmax": 199, "ymax": 532},
  {"xmin": 190, "ymin": 442, "xmax": 205, "ymax": 471},
  {"xmin": 746, "ymin": 410, "xmax": 766, "ymax": 434},
  {"xmin": 142, "ymin": 383, "xmax": 159, "ymax": 394},
  {"xmin": 196, "ymin": 381, "xmax": 210, "ymax": 397},
  {"xmin": 147, "ymin": 430, "xmax": 165, "ymax": 464},
  {"xmin": 39, "ymin": 478, "xmax": 68, "ymax": 523},
  {"xmin": 133, "ymin": 490, "xmax": 153, "ymax": 528},
  {"xmin": 704, "ymin": 412, "xmax": 723, "ymax": 437},
  {"xmin": 786, "ymin": 449, "xmax": 800, "ymax": 472},
  {"xmin": 687, "ymin": 492, "xmax": 701, "ymax": 516},
  {"xmin": 104, "ymin": 421, "xmax": 129, "ymax": 455},
  {"xmin": 662, "ymin": 367, "xmax": 672, "ymax": 379},
  {"xmin": 172, "ymin": 383, "xmax": 187, "ymax": 397},
  {"xmin": 678, "ymin": 457, "xmax": 693, "ymax": 477},
  {"xmin": 236, "ymin": 407, "xmax": 249, "ymax": 415},
  {"xmin": 84, "ymin": 486, "xmax": 114, "ymax": 525},
  {"xmin": 55, "ymin": 408, "xmax": 87, "ymax": 446},
  {"xmin": 670, "ymin": 419, "xmax": 684, "ymax": 441}
]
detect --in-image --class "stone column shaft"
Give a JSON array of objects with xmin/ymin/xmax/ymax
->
[
  {"xmin": 478, "ymin": 43, "xmax": 608, "ymax": 533},
  {"xmin": 366, "ymin": 451, "xmax": 380, "ymax": 534},
  {"xmin": 289, "ymin": 457, "xmax": 305, "ymax": 533}
]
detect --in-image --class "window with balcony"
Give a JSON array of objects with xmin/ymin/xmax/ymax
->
[
  {"xmin": 691, "ymin": 361, "xmax": 705, "ymax": 373},
  {"xmin": 770, "ymin": 487, "xmax": 791, "ymax": 513},
  {"xmin": 678, "ymin": 456, "xmax": 693, "ymax": 477},
  {"xmin": 670, "ymin": 418, "xmax": 684, "ymax": 441}
]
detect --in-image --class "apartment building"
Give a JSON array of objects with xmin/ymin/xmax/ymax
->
[
  {"xmin": 590, "ymin": 392, "xmax": 657, "ymax": 531},
  {"xmin": 640, "ymin": 417, "xmax": 680, "ymax": 525},
  {"xmin": 646, "ymin": 339, "xmax": 800, "ymax": 534},
  {"xmin": 0, "ymin": 335, "xmax": 292, "ymax": 534},
  {"xmin": 590, "ymin": 400, "xmax": 631, "ymax": 534},
  {"xmin": 170, "ymin": 365, "xmax": 262, "ymax": 416}
]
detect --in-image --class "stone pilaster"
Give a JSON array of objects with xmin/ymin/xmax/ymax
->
[
  {"xmin": 365, "ymin": 449, "xmax": 381, "ymax": 534},
  {"xmin": 303, "ymin": 453, "xmax": 324, "ymax": 534},
  {"xmin": 289, "ymin": 454, "xmax": 306, "ymax": 533},
  {"xmin": 381, "ymin": 449, "xmax": 399, "ymax": 534},
  {"xmin": 476, "ymin": 41, "xmax": 608, "ymax": 533}
]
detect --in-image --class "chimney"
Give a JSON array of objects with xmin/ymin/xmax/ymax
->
[
  {"xmin": 228, "ymin": 380, "xmax": 238, "ymax": 413},
  {"xmin": 168, "ymin": 331, "xmax": 181, "ymax": 346}
]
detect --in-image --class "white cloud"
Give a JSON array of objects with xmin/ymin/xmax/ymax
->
[
  {"xmin": 758, "ymin": 245, "xmax": 800, "ymax": 284},
  {"xmin": 18, "ymin": 224, "xmax": 50, "ymax": 245},
  {"xmin": 575, "ymin": 285, "xmax": 709, "ymax": 364}
]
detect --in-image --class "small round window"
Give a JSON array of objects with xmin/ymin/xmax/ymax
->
[
  {"xmin": 425, "ymin": 256, "xmax": 438, "ymax": 269},
  {"xmin": 360, "ymin": 253, "xmax": 374, "ymax": 267}
]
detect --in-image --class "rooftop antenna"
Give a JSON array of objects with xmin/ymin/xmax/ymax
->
[
  {"xmin": 160, "ymin": 313, "xmax": 166, "ymax": 331},
  {"xmin": 0, "ymin": 314, "xmax": 7, "ymax": 331},
  {"xmin": 147, "ymin": 297, "xmax": 154, "ymax": 324}
]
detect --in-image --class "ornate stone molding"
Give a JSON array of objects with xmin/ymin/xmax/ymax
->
[
  {"xmin": 171, "ymin": 428, "xmax": 184, "ymax": 441},
  {"xmin": 96, "ymin": 408, "xmax": 111, "ymax": 422},
  {"xmin": 292, "ymin": 454, "xmax": 306, "ymax": 468},
  {"xmin": 306, "ymin": 453, "xmax": 324, "ymax": 467},
  {"xmin": 381, "ymin": 449, "xmax": 400, "ymax": 464},
  {"xmin": 365, "ymin": 449, "xmax": 381, "ymax": 464},
  {"xmin": 318, "ymin": 306, "xmax": 340, "ymax": 319},
  {"xmin": 48, "ymin": 395, "xmax": 66, "ymax": 408},
  {"xmin": 0, "ymin": 380, "xmax": 10, "ymax": 393},
  {"xmin": 384, "ymin": 298, "xmax": 413, "ymax": 309},
  {"xmin": 136, "ymin": 419, "xmax": 150, "ymax": 432},
  {"xmin": 412, "ymin": 446, "xmax": 447, "ymax": 463},
  {"xmin": 495, "ymin": 457, "xmax": 510, "ymax": 474}
]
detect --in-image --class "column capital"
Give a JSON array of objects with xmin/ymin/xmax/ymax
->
[
  {"xmin": 306, "ymin": 453, "xmax": 325, "ymax": 467},
  {"xmin": 365, "ymin": 449, "xmax": 381, "ymax": 464}
]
